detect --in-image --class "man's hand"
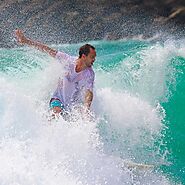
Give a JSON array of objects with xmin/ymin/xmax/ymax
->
[{"xmin": 15, "ymin": 29, "xmax": 28, "ymax": 45}]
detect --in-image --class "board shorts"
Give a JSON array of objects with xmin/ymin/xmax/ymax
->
[
  {"xmin": 49, "ymin": 98, "xmax": 64, "ymax": 110},
  {"xmin": 49, "ymin": 98, "xmax": 71, "ymax": 121}
]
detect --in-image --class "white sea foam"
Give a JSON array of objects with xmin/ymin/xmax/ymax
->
[{"xmin": 0, "ymin": 43, "xmax": 175, "ymax": 184}]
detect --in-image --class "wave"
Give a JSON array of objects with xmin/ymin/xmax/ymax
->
[{"xmin": 1, "ymin": 39, "xmax": 185, "ymax": 184}]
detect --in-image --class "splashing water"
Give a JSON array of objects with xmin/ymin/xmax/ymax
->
[{"xmin": 1, "ymin": 40, "xmax": 185, "ymax": 184}]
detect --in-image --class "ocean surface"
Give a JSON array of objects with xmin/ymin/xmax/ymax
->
[{"xmin": 0, "ymin": 39, "xmax": 185, "ymax": 184}]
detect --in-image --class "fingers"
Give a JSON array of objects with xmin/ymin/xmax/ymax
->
[
  {"xmin": 15, "ymin": 29, "xmax": 25, "ymax": 44},
  {"xmin": 15, "ymin": 29, "xmax": 21, "ymax": 34},
  {"xmin": 15, "ymin": 29, "xmax": 21, "ymax": 43},
  {"xmin": 15, "ymin": 29, "xmax": 22, "ymax": 38}
]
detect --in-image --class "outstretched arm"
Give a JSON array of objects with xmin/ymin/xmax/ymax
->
[{"xmin": 15, "ymin": 29, "xmax": 57, "ymax": 57}]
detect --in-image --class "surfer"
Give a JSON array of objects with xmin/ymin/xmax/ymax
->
[{"xmin": 15, "ymin": 29, "xmax": 96, "ymax": 116}]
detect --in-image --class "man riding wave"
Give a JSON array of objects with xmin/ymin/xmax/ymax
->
[{"xmin": 15, "ymin": 30, "xmax": 96, "ymax": 117}]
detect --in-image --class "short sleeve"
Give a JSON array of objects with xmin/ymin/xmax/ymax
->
[{"xmin": 55, "ymin": 51, "xmax": 76, "ymax": 65}]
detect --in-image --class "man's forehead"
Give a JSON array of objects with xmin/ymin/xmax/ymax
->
[{"xmin": 89, "ymin": 48, "xmax": 96, "ymax": 55}]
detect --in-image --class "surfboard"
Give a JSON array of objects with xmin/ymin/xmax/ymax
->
[{"xmin": 123, "ymin": 160, "xmax": 154, "ymax": 170}]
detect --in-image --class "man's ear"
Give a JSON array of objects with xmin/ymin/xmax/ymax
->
[{"xmin": 82, "ymin": 54, "xmax": 86, "ymax": 58}]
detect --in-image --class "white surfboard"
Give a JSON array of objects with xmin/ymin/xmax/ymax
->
[{"xmin": 123, "ymin": 160, "xmax": 154, "ymax": 170}]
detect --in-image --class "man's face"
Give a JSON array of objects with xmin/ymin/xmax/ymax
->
[{"xmin": 84, "ymin": 48, "xmax": 96, "ymax": 67}]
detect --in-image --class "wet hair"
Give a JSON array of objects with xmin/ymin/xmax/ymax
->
[{"xmin": 79, "ymin": 44, "xmax": 95, "ymax": 58}]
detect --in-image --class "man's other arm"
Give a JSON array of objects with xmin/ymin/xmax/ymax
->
[{"xmin": 84, "ymin": 90, "xmax": 93, "ymax": 109}]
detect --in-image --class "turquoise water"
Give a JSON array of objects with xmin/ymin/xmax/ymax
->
[
  {"xmin": 161, "ymin": 55, "xmax": 185, "ymax": 183},
  {"xmin": 0, "ymin": 39, "xmax": 185, "ymax": 184}
]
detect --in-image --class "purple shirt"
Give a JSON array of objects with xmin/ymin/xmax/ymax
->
[{"xmin": 52, "ymin": 51, "xmax": 95, "ymax": 108}]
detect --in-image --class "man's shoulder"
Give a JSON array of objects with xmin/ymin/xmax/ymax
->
[{"xmin": 56, "ymin": 51, "xmax": 77, "ymax": 63}]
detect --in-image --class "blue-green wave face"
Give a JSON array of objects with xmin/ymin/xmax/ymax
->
[{"xmin": 0, "ymin": 40, "xmax": 185, "ymax": 184}]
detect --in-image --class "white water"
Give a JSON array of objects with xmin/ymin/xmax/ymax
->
[{"xmin": 0, "ymin": 43, "xmax": 176, "ymax": 184}]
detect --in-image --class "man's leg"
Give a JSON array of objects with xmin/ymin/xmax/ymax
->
[{"xmin": 52, "ymin": 106, "xmax": 62, "ymax": 114}]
